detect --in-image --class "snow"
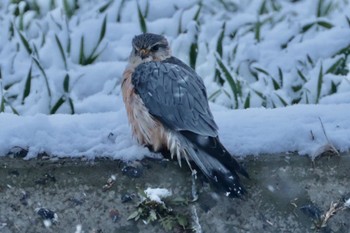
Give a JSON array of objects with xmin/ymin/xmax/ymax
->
[
  {"xmin": 345, "ymin": 198, "xmax": 350, "ymax": 208},
  {"xmin": 144, "ymin": 188, "xmax": 172, "ymax": 203},
  {"xmin": 0, "ymin": 103, "xmax": 349, "ymax": 159},
  {"xmin": 0, "ymin": 0, "xmax": 350, "ymax": 160}
]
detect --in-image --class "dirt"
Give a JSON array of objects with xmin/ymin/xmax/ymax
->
[{"xmin": 0, "ymin": 153, "xmax": 349, "ymax": 233}]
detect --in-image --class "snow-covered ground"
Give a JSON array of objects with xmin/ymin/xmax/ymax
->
[
  {"xmin": 1, "ymin": 103, "xmax": 349, "ymax": 159},
  {"xmin": 0, "ymin": 0, "xmax": 349, "ymax": 159}
]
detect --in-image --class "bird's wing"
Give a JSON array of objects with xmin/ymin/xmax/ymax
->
[{"xmin": 132, "ymin": 59, "xmax": 218, "ymax": 137}]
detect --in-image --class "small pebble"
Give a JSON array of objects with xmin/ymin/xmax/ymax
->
[
  {"xmin": 35, "ymin": 208, "xmax": 57, "ymax": 221},
  {"xmin": 121, "ymin": 193, "xmax": 135, "ymax": 203},
  {"xmin": 109, "ymin": 209, "xmax": 120, "ymax": 222},
  {"xmin": 122, "ymin": 166, "xmax": 142, "ymax": 178}
]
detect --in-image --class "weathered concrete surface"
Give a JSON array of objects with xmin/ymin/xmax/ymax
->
[{"xmin": 0, "ymin": 153, "xmax": 349, "ymax": 233}]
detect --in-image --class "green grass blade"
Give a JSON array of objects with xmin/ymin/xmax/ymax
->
[
  {"xmin": 32, "ymin": 44, "xmax": 40, "ymax": 59},
  {"xmin": 0, "ymin": 96, "xmax": 5, "ymax": 112},
  {"xmin": 272, "ymin": 78, "xmax": 280, "ymax": 90},
  {"xmin": 116, "ymin": 0, "xmax": 126, "ymax": 22},
  {"xmin": 137, "ymin": 2, "xmax": 147, "ymax": 33},
  {"xmin": 346, "ymin": 16, "xmax": 350, "ymax": 28},
  {"xmin": 307, "ymin": 54, "xmax": 314, "ymax": 66},
  {"xmin": 278, "ymin": 67, "xmax": 283, "ymax": 87},
  {"xmin": 32, "ymin": 57, "xmax": 52, "ymax": 98},
  {"xmin": 259, "ymin": 0, "xmax": 267, "ymax": 15},
  {"xmin": 216, "ymin": 23, "xmax": 225, "ymax": 58},
  {"xmin": 193, "ymin": 3, "xmax": 202, "ymax": 22},
  {"xmin": 50, "ymin": 96, "xmax": 65, "ymax": 114},
  {"xmin": 297, "ymin": 69, "xmax": 307, "ymax": 82},
  {"xmin": 49, "ymin": 0, "xmax": 55, "ymax": 10},
  {"xmin": 292, "ymin": 97, "xmax": 301, "ymax": 104},
  {"xmin": 216, "ymin": 56, "xmax": 240, "ymax": 108},
  {"xmin": 19, "ymin": 13, "xmax": 24, "ymax": 31},
  {"xmin": 68, "ymin": 97, "xmax": 75, "ymax": 114},
  {"xmin": 317, "ymin": 21, "xmax": 333, "ymax": 29},
  {"xmin": 189, "ymin": 40, "xmax": 198, "ymax": 69},
  {"xmin": 271, "ymin": 0, "xmax": 281, "ymax": 11},
  {"xmin": 330, "ymin": 81, "xmax": 338, "ymax": 94},
  {"xmin": 63, "ymin": 0, "xmax": 73, "ymax": 18},
  {"xmin": 63, "ymin": 74, "xmax": 70, "ymax": 92},
  {"xmin": 208, "ymin": 89, "xmax": 222, "ymax": 101},
  {"xmin": 9, "ymin": 104, "xmax": 19, "ymax": 115},
  {"xmin": 254, "ymin": 67, "xmax": 270, "ymax": 76},
  {"xmin": 292, "ymin": 85, "xmax": 302, "ymax": 92},
  {"xmin": 144, "ymin": 0, "xmax": 149, "ymax": 17},
  {"xmin": 98, "ymin": 15, "xmax": 107, "ymax": 44},
  {"xmin": 255, "ymin": 20, "xmax": 261, "ymax": 42},
  {"xmin": 252, "ymin": 89, "xmax": 266, "ymax": 107},
  {"xmin": 67, "ymin": 36, "xmax": 71, "ymax": 56},
  {"xmin": 32, "ymin": 0, "xmax": 41, "ymax": 15},
  {"xmin": 232, "ymin": 44, "xmax": 238, "ymax": 62},
  {"xmin": 275, "ymin": 93, "xmax": 287, "ymax": 106},
  {"xmin": 333, "ymin": 44, "xmax": 350, "ymax": 56},
  {"xmin": 326, "ymin": 57, "xmax": 343, "ymax": 74},
  {"xmin": 55, "ymin": 34, "xmax": 67, "ymax": 70},
  {"xmin": 271, "ymin": 100, "xmax": 276, "ymax": 108},
  {"xmin": 301, "ymin": 23, "xmax": 315, "ymax": 33},
  {"xmin": 177, "ymin": 12, "xmax": 183, "ymax": 34},
  {"xmin": 244, "ymin": 92, "xmax": 250, "ymax": 109},
  {"xmin": 22, "ymin": 65, "xmax": 32, "ymax": 104},
  {"xmin": 316, "ymin": 64, "xmax": 323, "ymax": 103},
  {"xmin": 79, "ymin": 36, "xmax": 85, "ymax": 65},
  {"xmin": 316, "ymin": 0, "xmax": 323, "ymax": 17},
  {"xmin": 99, "ymin": 0, "xmax": 113, "ymax": 13},
  {"xmin": 323, "ymin": 1, "xmax": 333, "ymax": 16},
  {"xmin": 18, "ymin": 31, "xmax": 32, "ymax": 54}
]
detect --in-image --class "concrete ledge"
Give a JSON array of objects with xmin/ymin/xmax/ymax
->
[{"xmin": 0, "ymin": 154, "xmax": 349, "ymax": 233}]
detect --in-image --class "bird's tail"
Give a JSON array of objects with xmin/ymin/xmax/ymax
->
[{"xmin": 176, "ymin": 131, "xmax": 248, "ymax": 198}]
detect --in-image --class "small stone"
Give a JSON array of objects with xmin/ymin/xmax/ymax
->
[
  {"xmin": 109, "ymin": 209, "xmax": 120, "ymax": 222},
  {"xmin": 35, "ymin": 173, "xmax": 56, "ymax": 185},
  {"xmin": 121, "ymin": 193, "xmax": 135, "ymax": 203},
  {"xmin": 35, "ymin": 208, "xmax": 57, "ymax": 221},
  {"xmin": 122, "ymin": 166, "xmax": 142, "ymax": 178},
  {"xmin": 8, "ymin": 170, "xmax": 20, "ymax": 176},
  {"xmin": 7, "ymin": 146, "xmax": 28, "ymax": 158},
  {"xmin": 20, "ymin": 191, "xmax": 30, "ymax": 206}
]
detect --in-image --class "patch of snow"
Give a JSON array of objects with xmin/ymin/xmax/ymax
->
[
  {"xmin": 0, "ymin": 103, "xmax": 349, "ymax": 159},
  {"xmin": 144, "ymin": 188, "xmax": 172, "ymax": 203}
]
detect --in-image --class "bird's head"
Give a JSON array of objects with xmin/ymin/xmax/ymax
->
[{"xmin": 129, "ymin": 33, "xmax": 171, "ymax": 65}]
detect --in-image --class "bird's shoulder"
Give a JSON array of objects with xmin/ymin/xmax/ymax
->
[{"xmin": 132, "ymin": 56, "xmax": 205, "ymax": 89}]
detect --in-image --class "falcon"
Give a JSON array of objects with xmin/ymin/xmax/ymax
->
[{"xmin": 122, "ymin": 33, "xmax": 248, "ymax": 198}]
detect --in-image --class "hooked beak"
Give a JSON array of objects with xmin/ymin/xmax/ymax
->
[{"xmin": 139, "ymin": 49, "xmax": 150, "ymax": 59}]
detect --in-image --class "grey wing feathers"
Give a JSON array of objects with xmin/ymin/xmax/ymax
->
[{"xmin": 132, "ymin": 59, "xmax": 218, "ymax": 137}]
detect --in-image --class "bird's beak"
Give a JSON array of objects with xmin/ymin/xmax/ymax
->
[{"xmin": 139, "ymin": 49, "xmax": 150, "ymax": 59}]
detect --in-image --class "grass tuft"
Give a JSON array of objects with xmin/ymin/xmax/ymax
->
[{"xmin": 137, "ymin": 1, "xmax": 147, "ymax": 33}]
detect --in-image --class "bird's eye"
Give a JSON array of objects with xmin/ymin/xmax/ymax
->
[
  {"xmin": 134, "ymin": 49, "xmax": 138, "ymax": 55},
  {"xmin": 151, "ymin": 45, "xmax": 159, "ymax": 52}
]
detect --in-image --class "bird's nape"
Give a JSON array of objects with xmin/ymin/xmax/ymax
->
[{"xmin": 132, "ymin": 33, "xmax": 168, "ymax": 50}]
